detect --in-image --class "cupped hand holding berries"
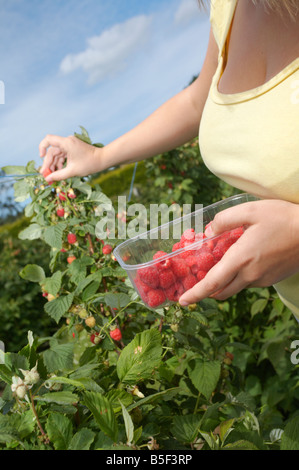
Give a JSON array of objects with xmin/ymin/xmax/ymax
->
[{"xmin": 179, "ymin": 199, "xmax": 299, "ymax": 305}]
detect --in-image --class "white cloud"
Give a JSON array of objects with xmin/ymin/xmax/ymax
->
[
  {"xmin": 60, "ymin": 15, "xmax": 152, "ymax": 84},
  {"xmin": 174, "ymin": 0, "xmax": 201, "ymax": 26}
]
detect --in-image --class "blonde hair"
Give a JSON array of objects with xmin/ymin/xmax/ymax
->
[{"xmin": 198, "ymin": 0, "xmax": 299, "ymax": 19}]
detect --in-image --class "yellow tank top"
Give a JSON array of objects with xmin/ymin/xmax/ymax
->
[{"xmin": 199, "ymin": 0, "xmax": 299, "ymax": 319}]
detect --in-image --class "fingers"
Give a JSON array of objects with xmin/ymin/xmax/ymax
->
[
  {"xmin": 205, "ymin": 201, "xmax": 258, "ymax": 238},
  {"xmin": 39, "ymin": 134, "xmax": 67, "ymax": 158},
  {"xmin": 178, "ymin": 244, "xmax": 246, "ymax": 306}
]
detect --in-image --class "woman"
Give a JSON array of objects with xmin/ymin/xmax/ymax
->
[{"xmin": 39, "ymin": 0, "xmax": 299, "ymax": 320}]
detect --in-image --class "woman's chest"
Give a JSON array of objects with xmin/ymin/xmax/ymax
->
[{"xmin": 218, "ymin": 0, "xmax": 299, "ymax": 94}]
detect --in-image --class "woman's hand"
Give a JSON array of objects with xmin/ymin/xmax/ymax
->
[
  {"xmin": 39, "ymin": 134, "xmax": 102, "ymax": 182},
  {"xmin": 179, "ymin": 199, "xmax": 299, "ymax": 306}
]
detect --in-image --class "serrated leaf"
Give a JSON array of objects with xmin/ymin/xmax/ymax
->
[
  {"xmin": 68, "ymin": 428, "xmax": 95, "ymax": 450},
  {"xmin": 46, "ymin": 413, "xmax": 73, "ymax": 450},
  {"xmin": 172, "ymin": 414, "xmax": 201, "ymax": 443},
  {"xmin": 281, "ymin": 417, "xmax": 299, "ymax": 450},
  {"xmin": 43, "ymin": 223, "xmax": 67, "ymax": 249},
  {"xmin": 35, "ymin": 391, "xmax": 79, "ymax": 405},
  {"xmin": 187, "ymin": 359, "xmax": 221, "ymax": 399},
  {"xmin": 19, "ymin": 223, "xmax": 43, "ymax": 241},
  {"xmin": 117, "ymin": 329, "xmax": 162, "ymax": 384},
  {"xmin": 119, "ymin": 401, "xmax": 134, "ymax": 445},
  {"xmin": 104, "ymin": 292, "xmax": 130, "ymax": 310},
  {"xmin": 43, "ymin": 342, "xmax": 74, "ymax": 373},
  {"xmin": 43, "ymin": 271, "xmax": 62, "ymax": 296},
  {"xmin": 83, "ymin": 392, "xmax": 118, "ymax": 442},
  {"xmin": 44, "ymin": 293, "xmax": 74, "ymax": 323},
  {"xmin": 19, "ymin": 264, "xmax": 45, "ymax": 283},
  {"xmin": 2, "ymin": 165, "xmax": 27, "ymax": 175}
]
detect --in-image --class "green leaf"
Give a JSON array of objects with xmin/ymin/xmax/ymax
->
[
  {"xmin": 119, "ymin": 400, "xmax": 134, "ymax": 445},
  {"xmin": 281, "ymin": 417, "xmax": 299, "ymax": 450},
  {"xmin": 117, "ymin": 329, "xmax": 162, "ymax": 384},
  {"xmin": 172, "ymin": 414, "xmax": 201, "ymax": 444},
  {"xmin": 43, "ymin": 223, "xmax": 67, "ymax": 249},
  {"xmin": 19, "ymin": 223, "xmax": 43, "ymax": 241},
  {"xmin": 104, "ymin": 292, "xmax": 130, "ymax": 310},
  {"xmin": 19, "ymin": 264, "xmax": 45, "ymax": 283},
  {"xmin": 222, "ymin": 440, "xmax": 259, "ymax": 450},
  {"xmin": 43, "ymin": 271, "xmax": 62, "ymax": 297},
  {"xmin": 83, "ymin": 392, "xmax": 118, "ymax": 442},
  {"xmin": 14, "ymin": 178, "xmax": 31, "ymax": 202},
  {"xmin": 219, "ymin": 418, "xmax": 235, "ymax": 444},
  {"xmin": 35, "ymin": 391, "xmax": 79, "ymax": 405},
  {"xmin": 68, "ymin": 428, "xmax": 95, "ymax": 450},
  {"xmin": 46, "ymin": 413, "xmax": 73, "ymax": 450},
  {"xmin": 43, "ymin": 342, "xmax": 74, "ymax": 373},
  {"xmin": 187, "ymin": 359, "xmax": 221, "ymax": 400},
  {"xmin": 2, "ymin": 165, "xmax": 27, "ymax": 175},
  {"xmin": 251, "ymin": 298, "xmax": 268, "ymax": 318},
  {"xmin": 44, "ymin": 293, "xmax": 74, "ymax": 323}
]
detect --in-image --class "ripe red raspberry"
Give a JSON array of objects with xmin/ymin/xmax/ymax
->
[
  {"xmin": 195, "ymin": 251, "xmax": 215, "ymax": 272},
  {"xmin": 159, "ymin": 269, "xmax": 176, "ymax": 289},
  {"xmin": 56, "ymin": 208, "xmax": 65, "ymax": 218},
  {"xmin": 213, "ymin": 239, "xmax": 232, "ymax": 262},
  {"xmin": 196, "ymin": 271, "xmax": 207, "ymax": 282},
  {"xmin": 147, "ymin": 289, "xmax": 166, "ymax": 308},
  {"xmin": 182, "ymin": 274, "xmax": 197, "ymax": 291},
  {"xmin": 59, "ymin": 191, "xmax": 67, "ymax": 202},
  {"xmin": 153, "ymin": 251, "xmax": 172, "ymax": 270},
  {"xmin": 180, "ymin": 228, "xmax": 195, "ymax": 243},
  {"xmin": 67, "ymin": 188, "xmax": 76, "ymax": 199},
  {"xmin": 102, "ymin": 244, "xmax": 113, "ymax": 255},
  {"xmin": 67, "ymin": 233, "xmax": 77, "ymax": 245},
  {"xmin": 110, "ymin": 328, "xmax": 122, "ymax": 341},
  {"xmin": 90, "ymin": 332, "xmax": 100, "ymax": 344},
  {"xmin": 171, "ymin": 258, "xmax": 190, "ymax": 278},
  {"xmin": 165, "ymin": 281, "xmax": 184, "ymax": 301},
  {"xmin": 172, "ymin": 241, "xmax": 182, "ymax": 252},
  {"xmin": 138, "ymin": 266, "xmax": 160, "ymax": 288},
  {"xmin": 67, "ymin": 256, "xmax": 76, "ymax": 264},
  {"xmin": 135, "ymin": 277, "xmax": 151, "ymax": 295},
  {"xmin": 228, "ymin": 226, "xmax": 244, "ymax": 242}
]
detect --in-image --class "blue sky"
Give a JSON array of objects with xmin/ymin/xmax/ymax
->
[{"xmin": 0, "ymin": 0, "xmax": 210, "ymax": 171}]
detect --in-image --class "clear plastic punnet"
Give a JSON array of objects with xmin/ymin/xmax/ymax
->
[{"xmin": 113, "ymin": 193, "xmax": 259, "ymax": 310}]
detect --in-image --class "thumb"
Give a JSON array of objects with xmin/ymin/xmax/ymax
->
[
  {"xmin": 44, "ymin": 166, "xmax": 73, "ymax": 183},
  {"xmin": 205, "ymin": 202, "xmax": 256, "ymax": 238}
]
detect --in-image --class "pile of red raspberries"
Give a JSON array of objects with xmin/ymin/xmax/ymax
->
[{"xmin": 134, "ymin": 226, "xmax": 244, "ymax": 308}]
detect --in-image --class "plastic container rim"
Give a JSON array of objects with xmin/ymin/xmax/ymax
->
[{"xmin": 113, "ymin": 193, "xmax": 259, "ymax": 271}]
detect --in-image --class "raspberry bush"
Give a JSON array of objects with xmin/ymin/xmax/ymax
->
[{"xmin": 0, "ymin": 130, "xmax": 299, "ymax": 450}]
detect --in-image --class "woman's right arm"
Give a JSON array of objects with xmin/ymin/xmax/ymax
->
[{"xmin": 39, "ymin": 28, "xmax": 218, "ymax": 183}]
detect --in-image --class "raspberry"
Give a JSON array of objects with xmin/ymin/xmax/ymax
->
[
  {"xmin": 228, "ymin": 227, "xmax": 244, "ymax": 242},
  {"xmin": 147, "ymin": 289, "xmax": 166, "ymax": 307},
  {"xmin": 153, "ymin": 251, "xmax": 172, "ymax": 270},
  {"xmin": 213, "ymin": 239, "xmax": 232, "ymax": 262},
  {"xmin": 67, "ymin": 188, "xmax": 76, "ymax": 199},
  {"xmin": 90, "ymin": 332, "xmax": 101, "ymax": 344},
  {"xmin": 182, "ymin": 274, "xmax": 197, "ymax": 291},
  {"xmin": 181, "ymin": 228, "xmax": 195, "ymax": 243},
  {"xmin": 67, "ymin": 233, "xmax": 77, "ymax": 245},
  {"xmin": 159, "ymin": 270, "xmax": 176, "ymax": 289},
  {"xmin": 165, "ymin": 281, "xmax": 184, "ymax": 301},
  {"xmin": 195, "ymin": 251, "xmax": 215, "ymax": 272},
  {"xmin": 42, "ymin": 168, "xmax": 52, "ymax": 178},
  {"xmin": 138, "ymin": 266, "xmax": 160, "ymax": 288},
  {"xmin": 135, "ymin": 277, "xmax": 151, "ymax": 295},
  {"xmin": 67, "ymin": 256, "xmax": 76, "ymax": 264},
  {"xmin": 110, "ymin": 328, "xmax": 122, "ymax": 341},
  {"xmin": 59, "ymin": 191, "xmax": 67, "ymax": 201},
  {"xmin": 172, "ymin": 242, "xmax": 181, "ymax": 252},
  {"xmin": 171, "ymin": 258, "xmax": 190, "ymax": 278},
  {"xmin": 196, "ymin": 271, "xmax": 207, "ymax": 281},
  {"xmin": 85, "ymin": 316, "xmax": 96, "ymax": 328},
  {"xmin": 56, "ymin": 208, "xmax": 65, "ymax": 218},
  {"xmin": 103, "ymin": 244, "xmax": 113, "ymax": 255}
]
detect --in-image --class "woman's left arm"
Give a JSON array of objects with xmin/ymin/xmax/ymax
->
[{"xmin": 179, "ymin": 199, "xmax": 299, "ymax": 306}]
